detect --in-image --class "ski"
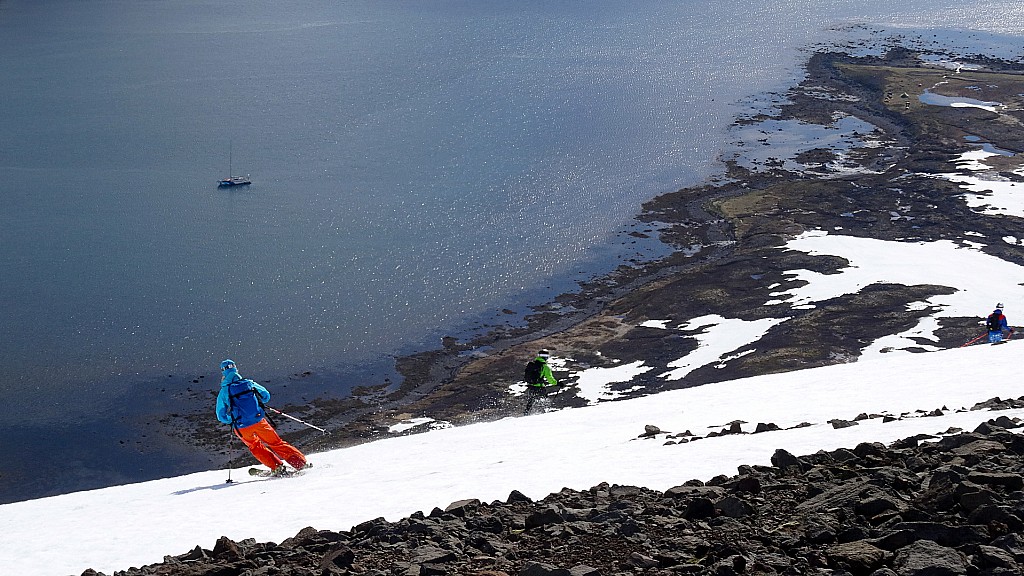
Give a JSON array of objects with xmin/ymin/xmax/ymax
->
[
  {"xmin": 248, "ymin": 463, "xmax": 311, "ymax": 478},
  {"xmin": 248, "ymin": 467, "xmax": 289, "ymax": 478}
]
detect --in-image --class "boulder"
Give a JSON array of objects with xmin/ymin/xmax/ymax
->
[
  {"xmin": 827, "ymin": 540, "xmax": 891, "ymax": 572},
  {"xmin": 321, "ymin": 543, "xmax": 356, "ymax": 570},
  {"xmin": 445, "ymin": 498, "xmax": 481, "ymax": 516},
  {"xmin": 524, "ymin": 507, "xmax": 564, "ymax": 530},
  {"xmin": 893, "ymin": 539, "xmax": 968, "ymax": 575},
  {"xmin": 411, "ymin": 545, "xmax": 458, "ymax": 564},
  {"xmin": 770, "ymin": 448, "xmax": 806, "ymax": 471},
  {"xmin": 967, "ymin": 472, "xmax": 1024, "ymax": 491},
  {"xmin": 715, "ymin": 495, "xmax": 755, "ymax": 518},
  {"xmin": 520, "ymin": 561, "xmax": 571, "ymax": 576}
]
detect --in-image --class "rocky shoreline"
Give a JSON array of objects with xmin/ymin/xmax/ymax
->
[{"xmin": 90, "ymin": 399, "xmax": 1024, "ymax": 575}]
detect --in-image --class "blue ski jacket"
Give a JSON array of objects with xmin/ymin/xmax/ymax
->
[
  {"xmin": 988, "ymin": 310, "xmax": 1010, "ymax": 333},
  {"xmin": 216, "ymin": 367, "xmax": 270, "ymax": 428}
]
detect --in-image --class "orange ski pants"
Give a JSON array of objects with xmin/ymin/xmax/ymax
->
[{"xmin": 234, "ymin": 418, "xmax": 306, "ymax": 470}]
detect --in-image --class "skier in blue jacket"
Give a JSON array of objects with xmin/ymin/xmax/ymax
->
[
  {"xmin": 216, "ymin": 359, "xmax": 306, "ymax": 475},
  {"xmin": 987, "ymin": 304, "xmax": 1014, "ymax": 344}
]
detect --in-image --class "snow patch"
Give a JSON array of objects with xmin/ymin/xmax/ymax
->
[
  {"xmin": 389, "ymin": 417, "xmax": 452, "ymax": 433},
  {"xmin": 661, "ymin": 315, "xmax": 788, "ymax": 381},
  {"xmin": 572, "ymin": 361, "xmax": 653, "ymax": 405},
  {"xmin": 639, "ymin": 319, "xmax": 670, "ymax": 329}
]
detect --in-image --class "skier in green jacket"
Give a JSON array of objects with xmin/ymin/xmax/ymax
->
[{"xmin": 523, "ymin": 349, "xmax": 559, "ymax": 415}]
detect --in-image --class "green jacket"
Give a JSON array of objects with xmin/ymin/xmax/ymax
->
[{"xmin": 530, "ymin": 357, "xmax": 558, "ymax": 387}]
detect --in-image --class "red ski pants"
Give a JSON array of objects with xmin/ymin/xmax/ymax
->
[{"xmin": 234, "ymin": 418, "xmax": 306, "ymax": 470}]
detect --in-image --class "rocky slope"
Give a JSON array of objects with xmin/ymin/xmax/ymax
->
[{"xmin": 90, "ymin": 398, "xmax": 1024, "ymax": 575}]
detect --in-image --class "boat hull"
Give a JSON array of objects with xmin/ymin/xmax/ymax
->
[{"xmin": 218, "ymin": 177, "xmax": 251, "ymax": 187}]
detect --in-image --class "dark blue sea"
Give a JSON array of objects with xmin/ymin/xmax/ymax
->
[{"xmin": 1, "ymin": 0, "xmax": 1021, "ymax": 502}]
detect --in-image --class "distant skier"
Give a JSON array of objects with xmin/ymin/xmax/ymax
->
[
  {"xmin": 523, "ymin": 349, "xmax": 560, "ymax": 415},
  {"xmin": 986, "ymin": 304, "xmax": 1014, "ymax": 344},
  {"xmin": 216, "ymin": 359, "xmax": 307, "ymax": 476}
]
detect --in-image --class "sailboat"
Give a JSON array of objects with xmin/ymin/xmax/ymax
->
[{"xmin": 218, "ymin": 143, "xmax": 251, "ymax": 187}]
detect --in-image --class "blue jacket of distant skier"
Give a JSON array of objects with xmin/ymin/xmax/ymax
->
[
  {"xmin": 216, "ymin": 366, "xmax": 270, "ymax": 429},
  {"xmin": 988, "ymin": 310, "xmax": 1009, "ymax": 333},
  {"xmin": 986, "ymin": 309, "xmax": 1013, "ymax": 344}
]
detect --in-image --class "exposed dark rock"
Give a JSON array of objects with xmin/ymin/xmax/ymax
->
[
  {"xmin": 507, "ymin": 490, "xmax": 533, "ymax": 504},
  {"xmin": 830, "ymin": 418, "xmax": 859, "ymax": 429},
  {"xmin": 524, "ymin": 507, "xmax": 564, "ymax": 530},
  {"xmin": 828, "ymin": 540, "xmax": 891, "ymax": 573},
  {"xmin": 321, "ymin": 543, "xmax": 356, "ymax": 570},
  {"xmin": 715, "ymin": 495, "xmax": 755, "ymax": 518},
  {"xmin": 683, "ymin": 497, "xmax": 717, "ymax": 520},
  {"xmin": 967, "ymin": 472, "xmax": 1024, "ymax": 492},
  {"xmin": 639, "ymin": 424, "xmax": 662, "ymax": 438},
  {"xmin": 753, "ymin": 422, "xmax": 780, "ymax": 433},
  {"xmin": 445, "ymin": 498, "xmax": 481, "ymax": 516},
  {"xmin": 411, "ymin": 545, "xmax": 458, "ymax": 564},
  {"xmin": 893, "ymin": 539, "xmax": 969, "ymax": 575},
  {"xmin": 210, "ymin": 536, "xmax": 241, "ymax": 561},
  {"xmin": 731, "ymin": 475, "xmax": 761, "ymax": 495},
  {"xmin": 770, "ymin": 448, "xmax": 806, "ymax": 471},
  {"xmin": 521, "ymin": 562, "xmax": 571, "ymax": 576},
  {"xmin": 972, "ymin": 544, "xmax": 1019, "ymax": 571}
]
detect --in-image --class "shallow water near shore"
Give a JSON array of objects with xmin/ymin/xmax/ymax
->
[{"xmin": 2, "ymin": 0, "xmax": 1023, "ymax": 502}]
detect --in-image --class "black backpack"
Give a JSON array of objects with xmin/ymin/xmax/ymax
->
[
  {"xmin": 523, "ymin": 359, "xmax": 544, "ymax": 385},
  {"xmin": 988, "ymin": 313, "xmax": 1004, "ymax": 332}
]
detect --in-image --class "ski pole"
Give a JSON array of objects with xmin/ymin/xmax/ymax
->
[
  {"xmin": 225, "ymin": 428, "xmax": 238, "ymax": 484},
  {"xmin": 960, "ymin": 333, "xmax": 988, "ymax": 347},
  {"xmin": 266, "ymin": 406, "xmax": 328, "ymax": 434}
]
